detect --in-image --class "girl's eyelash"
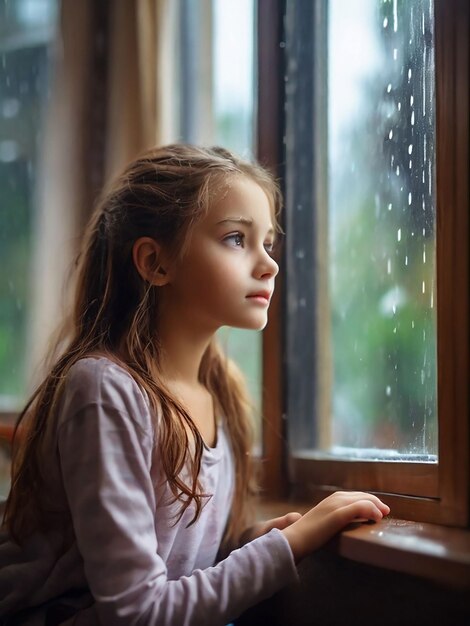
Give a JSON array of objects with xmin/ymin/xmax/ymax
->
[
  {"xmin": 224, "ymin": 232, "xmax": 245, "ymax": 247},
  {"xmin": 223, "ymin": 232, "xmax": 277, "ymax": 255},
  {"xmin": 264, "ymin": 242, "xmax": 275, "ymax": 254}
]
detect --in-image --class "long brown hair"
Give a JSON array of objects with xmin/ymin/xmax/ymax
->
[{"xmin": 3, "ymin": 144, "xmax": 281, "ymax": 549}]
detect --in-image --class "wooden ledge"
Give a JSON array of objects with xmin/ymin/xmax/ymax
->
[
  {"xmin": 256, "ymin": 499, "xmax": 470, "ymax": 588},
  {"xmin": 335, "ymin": 516, "xmax": 470, "ymax": 588}
]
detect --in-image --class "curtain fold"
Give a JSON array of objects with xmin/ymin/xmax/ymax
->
[{"xmin": 28, "ymin": 0, "xmax": 175, "ymax": 385}]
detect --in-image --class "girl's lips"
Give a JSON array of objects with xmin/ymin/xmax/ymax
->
[{"xmin": 246, "ymin": 291, "xmax": 271, "ymax": 303}]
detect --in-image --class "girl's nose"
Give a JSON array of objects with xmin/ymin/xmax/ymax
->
[{"xmin": 254, "ymin": 249, "xmax": 279, "ymax": 279}]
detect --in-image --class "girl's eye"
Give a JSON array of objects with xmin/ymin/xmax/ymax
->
[
  {"xmin": 264, "ymin": 241, "xmax": 275, "ymax": 255},
  {"xmin": 224, "ymin": 232, "xmax": 245, "ymax": 248}
]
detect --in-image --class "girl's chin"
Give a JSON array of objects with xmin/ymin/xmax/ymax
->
[{"xmin": 235, "ymin": 317, "xmax": 269, "ymax": 332}]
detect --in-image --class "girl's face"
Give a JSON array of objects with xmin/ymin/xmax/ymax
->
[{"xmin": 161, "ymin": 176, "xmax": 279, "ymax": 333}]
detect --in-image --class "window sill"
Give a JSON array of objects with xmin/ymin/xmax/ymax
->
[{"xmin": 257, "ymin": 499, "xmax": 470, "ymax": 588}]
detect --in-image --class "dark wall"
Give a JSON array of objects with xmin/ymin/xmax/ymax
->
[{"xmin": 236, "ymin": 550, "xmax": 470, "ymax": 626}]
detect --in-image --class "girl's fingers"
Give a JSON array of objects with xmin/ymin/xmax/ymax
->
[
  {"xmin": 245, "ymin": 511, "xmax": 304, "ymax": 543},
  {"xmin": 283, "ymin": 512, "xmax": 303, "ymax": 526},
  {"xmin": 347, "ymin": 491, "xmax": 390, "ymax": 512},
  {"xmin": 265, "ymin": 512, "xmax": 302, "ymax": 532},
  {"xmin": 335, "ymin": 500, "xmax": 385, "ymax": 526},
  {"xmin": 328, "ymin": 492, "xmax": 390, "ymax": 516}
]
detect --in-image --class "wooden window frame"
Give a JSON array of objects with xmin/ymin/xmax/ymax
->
[{"xmin": 258, "ymin": 0, "xmax": 469, "ymax": 528}]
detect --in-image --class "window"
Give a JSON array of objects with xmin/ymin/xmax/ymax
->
[
  {"xmin": 0, "ymin": 0, "xmax": 57, "ymax": 409},
  {"xmin": 259, "ymin": 0, "xmax": 469, "ymax": 527}
]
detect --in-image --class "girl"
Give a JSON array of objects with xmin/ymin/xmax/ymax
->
[{"xmin": 0, "ymin": 144, "xmax": 389, "ymax": 625}]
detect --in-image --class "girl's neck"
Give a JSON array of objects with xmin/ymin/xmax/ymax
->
[
  {"xmin": 157, "ymin": 314, "xmax": 218, "ymax": 448},
  {"xmin": 157, "ymin": 314, "xmax": 214, "ymax": 387}
]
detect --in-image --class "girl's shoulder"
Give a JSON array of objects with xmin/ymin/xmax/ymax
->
[
  {"xmin": 66, "ymin": 354, "xmax": 137, "ymax": 394},
  {"xmin": 60, "ymin": 355, "xmax": 153, "ymax": 434},
  {"xmin": 66, "ymin": 354, "xmax": 134, "ymax": 386}
]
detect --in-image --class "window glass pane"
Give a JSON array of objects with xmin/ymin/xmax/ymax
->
[
  {"xmin": 0, "ymin": 0, "xmax": 57, "ymax": 410},
  {"xmin": 213, "ymin": 0, "xmax": 255, "ymax": 156},
  {"xmin": 326, "ymin": 0, "xmax": 437, "ymax": 458}
]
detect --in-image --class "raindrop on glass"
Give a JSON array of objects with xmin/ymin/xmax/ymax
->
[
  {"xmin": 2, "ymin": 99, "xmax": 20, "ymax": 118},
  {"xmin": 0, "ymin": 141, "xmax": 20, "ymax": 163}
]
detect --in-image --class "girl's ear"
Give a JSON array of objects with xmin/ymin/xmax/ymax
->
[{"xmin": 132, "ymin": 237, "xmax": 170, "ymax": 286}]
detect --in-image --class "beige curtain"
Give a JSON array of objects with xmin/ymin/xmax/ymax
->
[
  {"xmin": 106, "ymin": 0, "xmax": 180, "ymax": 180},
  {"xmin": 28, "ymin": 0, "xmax": 177, "ymax": 385}
]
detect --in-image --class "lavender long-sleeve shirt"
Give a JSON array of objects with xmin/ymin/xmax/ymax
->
[{"xmin": 0, "ymin": 357, "xmax": 298, "ymax": 625}]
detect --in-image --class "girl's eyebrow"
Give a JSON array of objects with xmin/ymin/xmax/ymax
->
[
  {"xmin": 217, "ymin": 216, "xmax": 274, "ymax": 234},
  {"xmin": 217, "ymin": 216, "xmax": 253, "ymax": 225}
]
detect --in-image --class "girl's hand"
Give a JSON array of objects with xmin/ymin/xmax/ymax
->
[
  {"xmin": 281, "ymin": 491, "xmax": 390, "ymax": 563},
  {"xmin": 241, "ymin": 512, "xmax": 302, "ymax": 544}
]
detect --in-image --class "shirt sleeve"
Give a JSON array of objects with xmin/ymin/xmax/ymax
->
[{"xmin": 58, "ymin": 363, "xmax": 298, "ymax": 626}]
